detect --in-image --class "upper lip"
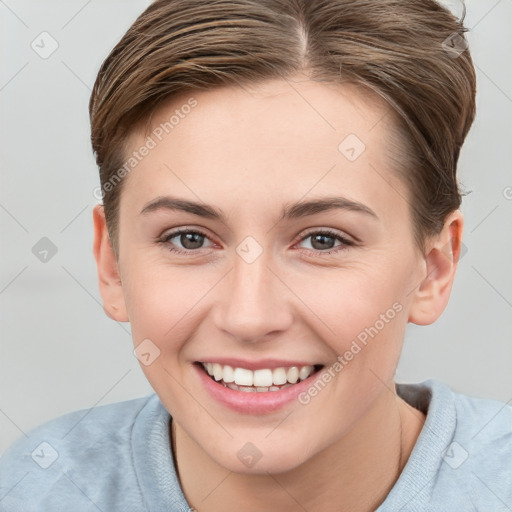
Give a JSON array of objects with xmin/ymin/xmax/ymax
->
[{"xmin": 196, "ymin": 358, "xmax": 323, "ymax": 370}]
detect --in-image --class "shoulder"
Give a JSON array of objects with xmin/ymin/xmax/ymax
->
[
  {"xmin": 399, "ymin": 378, "xmax": 512, "ymax": 450},
  {"xmin": 431, "ymin": 380, "xmax": 512, "ymax": 508},
  {"xmin": 450, "ymin": 383, "xmax": 512, "ymax": 460},
  {"xmin": 382, "ymin": 379, "xmax": 512, "ymax": 511},
  {"xmin": 0, "ymin": 393, "xmax": 161, "ymax": 511}
]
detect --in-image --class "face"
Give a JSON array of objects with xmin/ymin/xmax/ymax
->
[{"xmin": 100, "ymin": 77, "xmax": 433, "ymax": 474}]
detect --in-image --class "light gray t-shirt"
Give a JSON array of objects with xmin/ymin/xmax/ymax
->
[{"xmin": 1, "ymin": 379, "xmax": 511, "ymax": 511}]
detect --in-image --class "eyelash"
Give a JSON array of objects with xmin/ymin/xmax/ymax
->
[{"xmin": 158, "ymin": 227, "xmax": 355, "ymax": 257}]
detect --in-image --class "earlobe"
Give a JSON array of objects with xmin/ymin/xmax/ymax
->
[
  {"xmin": 92, "ymin": 204, "xmax": 129, "ymax": 322},
  {"xmin": 408, "ymin": 210, "xmax": 464, "ymax": 326}
]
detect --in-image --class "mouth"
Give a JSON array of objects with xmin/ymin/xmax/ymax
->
[{"xmin": 197, "ymin": 361, "xmax": 324, "ymax": 393}]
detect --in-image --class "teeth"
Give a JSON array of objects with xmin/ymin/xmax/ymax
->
[
  {"xmin": 253, "ymin": 369, "xmax": 273, "ymax": 387},
  {"xmin": 287, "ymin": 366, "xmax": 299, "ymax": 384},
  {"xmin": 221, "ymin": 382, "xmax": 293, "ymax": 393},
  {"xmin": 213, "ymin": 363, "xmax": 223, "ymax": 381},
  {"xmin": 223, "ymin": 365, "xmax": 235, "ymax": 383},
  {"xmin": 202, "ymin": 363, "xmax": 317, "ymax": 389},
  {"xmin": 299, "ymin": 366, "xmax": 312, "ymax": 381},
  {"xmin": 234, "ymin": 367, "xmax": 253, "ymax": 386},
  {"xmin": 272, "ymin": 367, "xmax": 287, "ymax": 385},
  {"xmin": 239, "ymin": 386, "xmax": 256, "ymax": 393}
]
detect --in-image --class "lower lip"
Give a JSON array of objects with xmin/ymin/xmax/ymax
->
[{"xmin": 194, "ymin": 363, "xmax": 321, "ymax": 414}]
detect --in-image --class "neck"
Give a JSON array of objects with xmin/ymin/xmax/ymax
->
[{"xmin": 172, "ymin": 380, "xmax": 426, "ymax": 512}]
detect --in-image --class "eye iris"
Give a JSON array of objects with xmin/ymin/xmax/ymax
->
[
  {"xmin": 181, "ymin": 232, "xmax": 203, "ymax": 250},
  {"xmin": 170, "ymin": 231, "xmax": 342, "ymax": 252},
  {"xmin": 311, "ymin": 233, "xmax": 335, "ymax": 251}
]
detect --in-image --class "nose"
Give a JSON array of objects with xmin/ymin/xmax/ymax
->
[{"xmin": 212, "ymin": 247, "xmax": 293, "ymax": 344}]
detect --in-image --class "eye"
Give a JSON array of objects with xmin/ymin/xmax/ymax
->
[
  {"xmin": 159, "ymin": 228, "xmax": 213, "ymax": 254},
  {"xmin": 296, "ymin": 229, "xmax": 355, "ymax": 255},
  {"xmin": 158, "ymin": 227, "xmax": 355, "ymax": 256}
]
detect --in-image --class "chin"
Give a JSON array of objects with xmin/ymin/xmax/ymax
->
[{"xmin": 204, "ymin": 435, "xmax": 317, "ymax": 475}]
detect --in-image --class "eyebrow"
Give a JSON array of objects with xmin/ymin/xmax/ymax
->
[{"xmin": 140, "ymin": 195, "xmax": 378, "ymax": 222}]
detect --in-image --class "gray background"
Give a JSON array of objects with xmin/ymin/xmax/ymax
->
[{"xmin": 1, "ymin": 0, "xmax": 511, "ymax": 455}]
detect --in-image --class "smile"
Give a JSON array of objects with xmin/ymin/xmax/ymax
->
[{"xmin": 200, "ymin": 362, "xmax": 323, "ymax": 393}]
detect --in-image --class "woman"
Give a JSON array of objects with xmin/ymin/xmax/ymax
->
[{"xmin": 1, "ymin": 1, "xmax": 510, "ymax": 510}]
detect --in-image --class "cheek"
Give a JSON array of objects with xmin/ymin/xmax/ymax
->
[
  {"xmin": 122, "ymin": 258, "xmax": 216, "ymax": 349},
  {"xmin": 292, "ymin": 264, "xmax": 407, "ymax": 343},
  {"xmin": 122, "ymin": 262, "xmax": 209, "ymax": 410},
  {"xmin": 288, "ymin": 262, "xmax": 410, "ymax": 401}
]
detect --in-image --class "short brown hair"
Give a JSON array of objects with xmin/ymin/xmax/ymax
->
[{"xmin": 89, "ymin": 0, "xmax": 476, "ymax": 256}]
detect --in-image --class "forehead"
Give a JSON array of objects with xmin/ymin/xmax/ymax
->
[
  {"xmin": 120, "ymin": 78, "xmax": 407, "ymax": 226},
  {"xmin": 142, "ymin": 78, "xmax": 388, "ymax": 148}
]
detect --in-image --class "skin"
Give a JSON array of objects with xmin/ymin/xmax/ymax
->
[{"xmin": 93, "ymin": 75, "xmax": 464, "ymax": 511}]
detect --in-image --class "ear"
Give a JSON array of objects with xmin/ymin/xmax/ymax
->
[
  {"xmin": 408, "ymin": 210, "xmax": 464, "ymax": 326},
  {"xmin": 92, "ymin": 204, "xmax": 129, "ymax": 322}
]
